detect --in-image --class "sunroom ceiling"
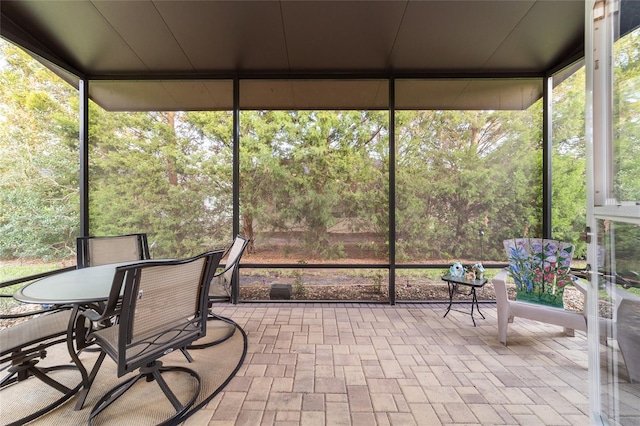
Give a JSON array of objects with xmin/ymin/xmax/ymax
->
[{"xmin": 0, "ymin": 0, "xmax": 585, "ymax": 111}]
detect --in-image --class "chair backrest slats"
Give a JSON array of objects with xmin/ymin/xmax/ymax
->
[
  {"xmin": 113, "ymin": 250, "xmax": 223, "ymax": 375},
  {"xmin": 77, "ymin": 233, "xmax": 150, "ymax": 268},
  {"xmin": 220, "ymin": 235, "xmax": 250, "ymax": 285},
  {"xmin": 129, "ymin": 258, "xmax": 206, "ymax": 338}
]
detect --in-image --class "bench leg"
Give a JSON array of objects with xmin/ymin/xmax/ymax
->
[{"xmin": 498, "ymin": 310, "xmax": 510, "ymax": 345}]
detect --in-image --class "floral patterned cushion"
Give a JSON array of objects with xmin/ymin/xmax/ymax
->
[{"xmin": 503, "ymin": 238, "xmax": 575, "ymax": 308}]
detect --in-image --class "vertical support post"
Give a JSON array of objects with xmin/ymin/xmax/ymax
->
[
  {"xmin": 79, "ymin": 78, "xmax": 90, "ymax": 237},
  {"xmin": 233, "ymin": 77, "xmax": 240, "ymax": 238},
  {"xmin": 592, "ymin": 0, "xmax": 615, "ymax": 207},
  {"xmin": 585, "ymin": 0, "xmax": 615, "ymax": 421},
  {"xmin": 542, "ymin": 76, "xmax": 553, "ymax": 239},
  {"xmin": 232, "ymin": 77, "xmax": 240, "ymax": 304},
  {"xmin": 389, "ymin": 78, "xmax": 396, "ymax": 305}
]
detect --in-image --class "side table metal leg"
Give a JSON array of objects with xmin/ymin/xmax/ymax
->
[
  {"xmin": 469, "ymin": 288, "xmax": 486, "ymax": 327},
  {"xmin": 443, "ymin": 282, "xmax": 456, "ymax": 318},
  {"xmin": 470, "ymin": 288, "xmax": 476, "ymax": 326}
]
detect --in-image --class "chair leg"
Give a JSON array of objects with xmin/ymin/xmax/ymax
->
[
  {"xmin": 89, "ymin": 373, "xmax": 145, "ymax": 422},
  {"xmin": 1, "ymin": 362, "xmax": 81, "ymax": 426},
  {"xmin": 153, "ymin": 369, "xmax": 183, "ymax": 410},
  {"xmin": 29, "ymin": 364, "xmax": 76, "ymax": 394},
  {"xmin": 156, "ymin": 365, "xmax": 202, "ymax": 417},
  {"xmin": 498, "ymin": 310, "xmax": 510, "ymax": 345},
  {"xmin": 75, "ymin": 350, "xmax": 107, "ymax": 410},
  {"xmin": 180, "ymin": 347, "xmax": 194, "ymax": 363},
  {"xmin": 88, "ymin": 361, "xmax": 201, "ymax": 425}
]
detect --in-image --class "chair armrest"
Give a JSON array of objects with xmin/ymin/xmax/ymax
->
[
  {"xmin": 81, "ymin": 309, "xmax": 102, "ymax": 322},
  {"xmin": 492, "ymin": 269, "xmax": 511, "ymax": 311},
  {"xmin": 75, "ymin": 306, "xmax": 117, "ymax": 350}
]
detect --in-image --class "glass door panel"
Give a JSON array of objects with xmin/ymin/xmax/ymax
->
[
  {"xmin": 595, "ymin": 219, "xmax": 640, "ymax": 424},
  {"xmin": 587, "ymin": 1, "xmax": 640, "ymax": 423}
]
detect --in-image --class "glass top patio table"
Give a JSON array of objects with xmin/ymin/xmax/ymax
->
[
  {"xmin": 12, "ymin": 258, "xmax": 173, "ymax": 411},
  {"xmin": 441, "ymin": 273, "xmax": 488, "ymax": 326},
  {"xmin": 13, "ymin": 260, "xmax": 166, "ymax": 305}
]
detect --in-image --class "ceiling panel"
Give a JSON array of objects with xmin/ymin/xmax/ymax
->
[
  {"xmin": 396, "ymin": 79, "xmax": 542, "ymax": 110},
  {"xmin": 1, "ymin": 0, "xmax": 585, "ymax": 76},
  {"xmin": 92, "ymin": 0, "xmax": 194, "ymax": 73},
  {"xmin": 154, "ymin": 1, "xmax": 289, "ymax": 72},
  {"xmin": 89, "ymin": 80, "xmax": 234, "ymax": 111},
  {"xmin": 454, "ymin": 79, "xmax": 542, "ymax": 110},
  {"xmin": 0, "ymin": 0, "xmax": 586, "ymax": 110},
  {"xmin": 281, "ymin": 1, "xmax": 405, "ymax": 72},
  {"xmin": 240, "ymin": 80, "xmax": 389, "ymax": 110},
  {"xmin": 484, "ymin": 1, "xmax": 585, "ymax": 72},
  {"xmin": 390, "ymin": 1, "xmax": 536, "ymax": 72},
  {"xmin": 2, "ymin": 0, "xmax": 145, "ymax": 73}
]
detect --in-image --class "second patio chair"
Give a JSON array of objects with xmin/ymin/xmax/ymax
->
[
  {"xmin": 0, "ymin": 267, "xmax": 79, "ymax": 425},
  {"xmin": 76, "ymin": 233, "xmax": 150, "ymax": 268},
  {"xmin": 75, "ymin": 233, "xmax": 152, "ymax": 336},
  {"xmin": 208, "ymin": 234, "xmax": 250, "ymax": 305},
  {"xmin": 77, "ymin": 250, "xmax": 223, "ymax": 424},
  {"xmin": 189, "ymin": 235, "xmax": 249, "ymax": 350}
]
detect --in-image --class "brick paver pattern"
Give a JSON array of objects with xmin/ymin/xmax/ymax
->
[{"xmin": 184, "ymin": 303, "xmax": 589, "ymax": 426}]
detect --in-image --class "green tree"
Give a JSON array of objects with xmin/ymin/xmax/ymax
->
[
  {"xmin": 239, "ymin": 110, "xmax": 388, "ymax": 258},
  {"xmin": 0, "ymin": 41, "xmax": 79, "ymax": 259},
  {"xmin": 88, "ymin": 109, "xmax": 233, "ymax": 258},
  {"xmin": 395, "ymin": 107, "xmax": 542, "ymax": 261},
  {"xmin": 614, "ymin": 29, "xmax": 640, "ymax": 202}
]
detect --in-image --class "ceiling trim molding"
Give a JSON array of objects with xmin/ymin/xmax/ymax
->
[{"xmin": 84, "ymin": 71, "xmax": 546, "ymax": 81}]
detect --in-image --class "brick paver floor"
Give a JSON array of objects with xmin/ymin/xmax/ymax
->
[{"xmin": 185, "ymin": 303, "xmax": 590, "ymax": 426}]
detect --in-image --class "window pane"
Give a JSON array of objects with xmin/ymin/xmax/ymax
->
[
  {"xmin": 613, "ymin": 29, "xmax": 640, "ymax": 203},
  {"xmin": 89, "ymin": 103, "xmax": 234, "ymax": 258},
  {"xmin": 596, "ymin": 219, "xmax": 640, "ymax": 422},
  {"xmin": 394, "ymin": 108, "xmax": 543, "ymax": 267},
  {"xmin": 239, "ymin": 110, "xmax": 389, "ymax": 301},
  {"xmin": 239, "ymin": 268, "xmax": 389, "ymax": 302},
  {"xmin": 0, "ymin": 39, "xmax": 79, "ymax": 261},
  {"xmin": 240, "ymin": 110, "xmax": 389, "ymax": 263},
  {"xmin": 552, "ymin": 65, "xmax": 587, "ymax": 257}
]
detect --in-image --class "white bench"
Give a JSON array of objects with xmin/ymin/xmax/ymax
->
[{"xmin": 492, "ymin": 270, "xmax": 588, "ymax": 345}]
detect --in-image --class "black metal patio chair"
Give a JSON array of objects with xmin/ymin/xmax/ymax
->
[
  {"xmin": 0, "ymin": 267, "xmax": 80, "ymax": 426},
  {"xmin": 189, "ymin": 235, "xmax": 249, "ymax": 350},
  {"xmin": 76, "ymin": 233, "xmax": 151, "ymax": 268},
  {"xmin": 208, "ymin": 234, "xmax": 250, "ymax": 305},
  {"xmin": 75, "ymin": 233, "xmax": 153, "ymax": 346},
  {"xmin": 77, "ymin": 250, "xmax": 223, "ymax": 425}
]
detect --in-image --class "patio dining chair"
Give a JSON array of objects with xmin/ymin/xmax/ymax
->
[
  {"xmin": 75, "ymin": 233, "xmax": 152, "ymax": 340},
  {"xmin": 189, "ymin": 235, "xmax": 249, "ymax": 350},
  {"xmin": 76, "ymin": 233, "xmax": 150, "ymax": 268},
  {"xmin": 77, "ymin": 250, "xmax": 223, "ymax": 425},
  {"xmin": 208, "ymin": 234, "xmax": 250, "ymax": 305},
  {"xmin": 0, "ymin": 267, "xmax": 80, "ymax": 425}
]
